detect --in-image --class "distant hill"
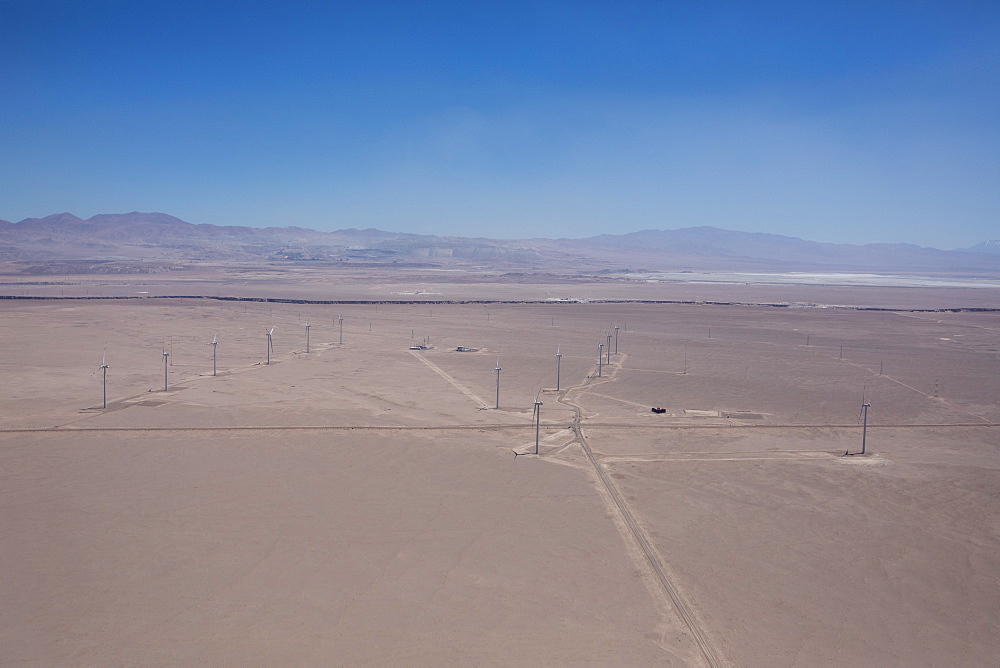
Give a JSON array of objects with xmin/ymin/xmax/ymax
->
[
  {"xmin": 566, "ymin": 226, "xmax": 998, "ymax": 273},
  {"xmin": 1, "ymin": 212, "xmax": 998, "ymax": 276},
  {"xmin": 962, "ymin": 240, "xmax": 1000, "ymax": 254}
]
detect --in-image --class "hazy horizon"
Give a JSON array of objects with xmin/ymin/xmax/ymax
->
[
  {"xmin": 1, "ymin": 209, "xmax": 992, "ymax": 252},
  {"xmin": 2, "ymin": 1, "xmax": 997, "ymax": 249}
]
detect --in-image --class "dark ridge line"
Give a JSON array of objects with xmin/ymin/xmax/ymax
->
[{"xmin": 1, "ymin": 294, "xmax": 998, "ymax": 314}]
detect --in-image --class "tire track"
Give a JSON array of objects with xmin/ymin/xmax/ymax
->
[
  {"xmin": 558, "ymin": 367, "xmax": 728, "ymax": 667},
  {"xmin": 409, "ymin": 350, "xmax": 489, "ymax": 408}
]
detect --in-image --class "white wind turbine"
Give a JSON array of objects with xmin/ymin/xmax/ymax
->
[
  {"xmin": 266, "ymin": 326, "xmax": 275, "ymax": 364},
  {"xmin": 859, "ymin": 388, "xmax": 871, "ymax": 455},
  {"xmin": 533, "ymin": 390, "xmax": 543, "ymax": 454},
  {"xmin": 99, "ymin": 348, "xmax": 109, "ymax": 408},
  {"xmin": 494, "ymin": 355, "xmax": 502, "ymax": 410},
  {"xmin": 162, "ymin": 345, "xmax": 170, "ymax": 391},
  {"xmin": 210, "ymin": 332, "xmax": 218, "ymax": 376},
  {"xmin": 845, "ymin": 387, "xmax": 872, "ymax": 457},
  {"xmin": 555, "ymin": 344, "xmax": 563, "ymax": 391}
]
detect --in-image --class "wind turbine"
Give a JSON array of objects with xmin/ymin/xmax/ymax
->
[
  {"xmin": 209, "ymin": 332, "xmax": 218, "ymax": 376},
  {"xmin": 305, "ymin": 322, "xmax": 311, "ymax": 353},
  {"xmin": 162, "ymin": 345, "xmax": 170, "ymax": 391},
  {"xmin": 555, "ymin": 345, "xmax": 563, "ymax": 391},
  {"xmin": 494, "ymin": 355, "xmax": 502, "ymax": 409},
  {"xmin": 533, "ymin": 390, "xmax": 543, "ymax": 454},
  {"xmin": 598, "ymin": 342, "xmax": 604, "ymax": 377},
  {"xmin": 338, "ymin": 315, "xmax": 344, "ymax": 344},
  {"xmin": 266, "ymin": 326, "xmax": 274, "ymax": 364},
  {"xmin": 606, "ymin": 331, "xmax": 612, "ymax": 363},
  {"xmin": 614, "ymin": 323, "xmax": 620, "ymax": 354},
  {"xmin": 859, "ymin": 388, "xmax": 871, "ymax": 455},
  {"xmin": 99, "ymin": 348, "xmax": 109, "ymax": 408}
]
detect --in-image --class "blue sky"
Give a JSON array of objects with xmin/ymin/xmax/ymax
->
[{"xmin": 2, "ymin": 0, "xmax": 997, "ymax": 248}]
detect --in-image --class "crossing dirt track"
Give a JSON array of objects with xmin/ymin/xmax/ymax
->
[{"xmin": 1, "ymin": 274, "xmax": 998, "ymax": 665}]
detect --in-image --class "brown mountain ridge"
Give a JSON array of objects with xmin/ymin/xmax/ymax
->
[{"xmin": 1, "ymin": 211, "xmax": 997, "ymax": 275}]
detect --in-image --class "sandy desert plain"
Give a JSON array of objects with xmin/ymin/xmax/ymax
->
[{"xmin": 1, "ymin": 264, "xmax": 998, "ymax": 666}]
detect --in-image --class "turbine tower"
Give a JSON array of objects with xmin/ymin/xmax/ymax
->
[
  {"xmin": 162, "ymin": 346, "xmax": 170, "ymax": 391},
  {"xmin": 860, "ymin": 389, "xmax": 871, "ymax": 455},
  {"xmin": 306, "ymin": 322, "xmax": 311, "ymax": 353},
  {"xmin": 614, "ymin": 323, "xmax": 620, "ymax": 354},
  {"xmin": 598, "ymin": 342, "xmax": 604, "ymax": 377},
  {"xmin": 210, "ymin": 332, "xmax": 218, "ymax": 376},
  {"xmin": 494, "ymin": 355, "xmax": 502, "ymax": 409},
  {"xmin": 266, "ymin": 326, "xmax": 275, "ymax": 365},
  {"xmin": 606, "ymin": 332, "xmax": 612, "ymax": 363},
  {"xmin": 338, "ymin": 315, "xmax": 344, "ymax": 344},
  {"xmin": 533, "ymin": 391, "xmax": 543, "ymax": 454},
  {"xmin": 555, "ymin": 345, "xmax": 563, "ymax": 391},
  {"xmin": 99, "ymin": 349, "xmax": 109, "ymax": 409}
]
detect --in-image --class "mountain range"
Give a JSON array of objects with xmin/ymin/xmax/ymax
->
[
  {"xmin": 1, "ymin": 212, "xmax": 997, "ymax": 275},
  {"xmin": 963, "ymin": 239, "xmax": 1000, "ymax": 254}
]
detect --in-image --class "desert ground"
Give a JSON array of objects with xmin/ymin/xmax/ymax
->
[{"xmin": 1, "ymin": 267, "xmax": 998, "ymax": 665}]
